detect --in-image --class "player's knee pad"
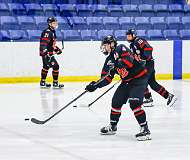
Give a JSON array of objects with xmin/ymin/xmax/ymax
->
[
  {"xmin": 128, "ymin": 98, "xmax": 143, "ymax": 110},
  {"xmin": 43, "ymin": 65, "xmax": 49, "ymax": 70},
  {"xmin": 53, "ymin": 64, "xmax": 59, "ymax": 70}
]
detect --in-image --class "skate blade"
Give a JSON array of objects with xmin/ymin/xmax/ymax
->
[
  {"xmin": 143, "ymin": 102, "xmax": 154, "ymax": 107},
  {"xmin": 53, "ymin": 86, "xmax": 64, "ymax": 89},
  {"xmin": 168, "ymin": 97, "xmax": 177, "ymax": 107},
  {"xmin": 40, "ymin": 86, "xmax": 51, "ymax": 89},
  {"xmin": 136, "ymin": 135, "xmax": 152, "ymax": 141},
  {"xmin": 100, "ymin": 132, "xmax": 116, "ymax": 135}
]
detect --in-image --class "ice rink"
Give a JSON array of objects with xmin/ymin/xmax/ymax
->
[{"xmin": 0, "ymin": 80, "xmax": 189, "ymax": 160}]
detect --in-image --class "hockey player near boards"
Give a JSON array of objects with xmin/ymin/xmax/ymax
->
[
  {"xmin": 85, "ymin": 35, "xmax": 151, "ymax": 141},
  {"xmin": 126, "ymin": 29, "xmax": 177, "ymax": 107},
  {"xmin": 39, "ymin": 17, "xmax": 64, "ymax": 89}
]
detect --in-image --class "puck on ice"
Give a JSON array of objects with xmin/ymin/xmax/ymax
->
[
  {"xmin": 73, "ymin": 105, "xmax": 77, "ymax": 108},
  {"xmin": 25, "ymin": 118, "xmax": 30, "ymax": 121}
]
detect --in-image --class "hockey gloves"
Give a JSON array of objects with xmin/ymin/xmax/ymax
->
[
  {"xmin": 54, "ymin": 46, "xmax": 62, "ymax": 55},
  {"xmin": 85, "ymin": 81, "xmax": 97, "ymax": 92}
]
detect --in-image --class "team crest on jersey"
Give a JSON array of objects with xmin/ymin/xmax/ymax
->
[{"xmin": 114, "ymin": 52, "xmax": 119, "ymax": 60}]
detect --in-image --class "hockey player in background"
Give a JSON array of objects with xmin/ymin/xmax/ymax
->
[
  {"xmin": 85, "ymin": 35, "xmax": 151, "ymax": 141},
  {"xmin": 126, "ymin": 29, "xmax": 177, "ymax": 107},
  {"xmin": 39, "ymin": 17, "xmax": 64, "ymax": 89}
]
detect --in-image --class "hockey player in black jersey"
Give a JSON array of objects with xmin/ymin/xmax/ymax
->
[
  {"xmin": 126, "ymin": 29, "xmax": 177, "ymax": 107},
  {"xmin": 39, "ymin": 17, "xmax": 64, "ymax": 89},
  {"xmin": 85, "ymin": 35, "xmax": 151, "ymax": 141}
]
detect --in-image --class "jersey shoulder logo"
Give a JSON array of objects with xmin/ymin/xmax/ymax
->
[
  {"xmin": 122, "ymin": 46, "xmax": 126, "ymax": 51},
  {"xmin": 137, "ymin": 39, "xmax": 144, "ymax": 44},
  {"xmin": 114, "ymin": 52, "xmax": 119, "ymax": 60}
]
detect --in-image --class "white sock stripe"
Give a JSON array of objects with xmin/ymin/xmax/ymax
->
[{"xmin": 111, "ymin": 108, "xmax": 121, "ymax": 113}]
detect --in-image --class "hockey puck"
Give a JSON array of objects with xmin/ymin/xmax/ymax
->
[
  {"xmin": 73, "ymin": 105, "xmax": 77, "ymax": 108},
  {"xmin": 25, "ymin": 118, "xmax": 30, "ymax": 121}
]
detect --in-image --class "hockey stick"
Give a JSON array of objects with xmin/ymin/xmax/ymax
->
[
  {"xmin": 31, "ymin": 68, "xmax": 114, "ymax": 125},
  {"xmin": 87, "ymin": 80, "xmax": 121, "ymax": 108}
]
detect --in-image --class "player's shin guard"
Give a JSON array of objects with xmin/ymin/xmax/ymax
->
[
  {"xmin": 100, "ymin": 107, "xmax": 121, "ymax": 135},
  {"xmin": 41, "ymin": 68, "xmax": 48, "ymax": 81},
  {"xmin": 157, "ymin": 86, "xmax": 169, "ymax": 99},
  {"xmin": 144, "ymin": 88, "xmax": 152, "ymax": 99},
  {"xmin": 52, "ymin": 70, "xmax": 59, "ymax": 82}
]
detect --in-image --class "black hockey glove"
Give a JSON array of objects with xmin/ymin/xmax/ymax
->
[
  {"xmin": 54, "ymin": 46, "xmax": 62, "ymax": 55},
  {"xmin": 85, "ymin": 81, "xmax": 98, "ymax": 92}
]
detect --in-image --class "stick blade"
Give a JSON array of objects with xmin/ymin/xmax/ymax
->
[{"xmin": 31, "ymin": 118, "xmax": 45, "ymax": 125}]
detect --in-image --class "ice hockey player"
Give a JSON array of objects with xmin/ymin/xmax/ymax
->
[
  {"xmin": 126, "ymin": 29, "xmax": 177, "ymax": 107},
  {"xmin": 39, "ymin": 17, "xmax": 64, "ymax": 89},
  {"xmin": 85, "ymin": 35, "xmax": 151, "ymax": 141}
]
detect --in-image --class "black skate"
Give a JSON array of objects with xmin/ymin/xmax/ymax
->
[
  {"xmin": 143, "ymin": 97, "xmax": 154, "ymax": 107},
  {"xmin": 40, "ymin": 81, "xmax": 51, "ymax": 88},
  {"xmin": 53, "ymin": 81, "xmax": 64, "ymax": 89},
  {"xmin": 135, "ymin": 124, "xmax": 151, "ymax": 141},
  {"xmin": 167, "ymin": 93, "xmax": 177, "ymax": 107},
  {"xmin": 100, "ymin": 124, "xmax": 117, "ymax": 135}
]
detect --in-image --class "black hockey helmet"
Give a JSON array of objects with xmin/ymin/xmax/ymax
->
[
  {"xmin": 101, "ymin": 35, "xmax": 117, "ymax": 47},
  {"xmin": 101, "ymin": 35, "xmax": 117, "ymax": 55},
  {"xmin": 126, "ymin": 29, "xmax": 137, "ymax": 37},
  {"xmin": 47, "ymin": 16, "xmax": 57, "ymax": 24}
]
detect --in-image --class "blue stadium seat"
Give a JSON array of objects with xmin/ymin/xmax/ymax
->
[
  {"xmin": 147, "ymin": 30, "xmax": 164, "ymax": 40},
  {"xmin": 184, "ymin": 4, "xmax": 190, "ymax": 16},
  {"xmin": 123, "ymin": 5, "xmax": 140, "ymax": 17},
  {"xmin": 56, "ymin": 16, "xmax": 71, "ymax": 30},
  {"xmin": 8, "ymin": 3, "xmax": 27, "ymax": 15},
  {"xmin": 135, "ymin": 17, "xmax": 152, "ymax": 30},
  {"xmin": 182, "ymin": 17, "xmax": 190, "ymax": 29},
  {"xmin": 41, "ymin": 4, "xmax": 59, "ymax": 16},
  {"xmin": 141, "ymin": 0, "xmax": 156, "ymax": 4},
  {"xmin": 55, "ymin": 30, "xmax": 63, "ymax": 41},
  {"xmin": 121, "ymin": 0, "xmax": 131, "ymax": 5},
  {"xmin": 108, "ymin": 5, "xmax": 123, "ymax": 17},
  {"xmin": 130, "ymin": 0, "xmax": 141, "ymax": 4},
  {"xmin": 0, "ymin": 3, "xmax": 10, "ymax": 16},
  {"xmin": 169, "ymin": 4, "xmax": 184, "ymax": 16},
  {"xmin": 114, "ymin": 30, "xmax": 126, "ymax": 40},
  {"xmin": 98, "ymin": 30, "xmax": 114, "ymax": 40},
  {"xmin": 0, "ymin": 30, "xmax": 10, "ymax": 41},
  {"xmin": 27, "ymin": 30, "xmax": 42, "ymax": 41},
  {"xmin": 76, "ymin": 4, "xmax": 92, "ymax": 17},
  {"xmin": 156, "ymin": 0, "xmax": 170, "ymax": 4},
  {"xmin": 136, "ymin": 30, "xmax": 147, "ymax": 39},
  {"xmin": 139, "ymin": 4, "xmax": 154, "ymax": 17},
  {"xmin": 150, "ymin": 17, "xmax": 167, "ymax": 30},
  {"xmin": 80, "ymin": 30, "xmax": 97, "ymax": 40},
  {"xmin": 103, "ymin": 17, "xmax": 119, "ymax": 30},
  {"xmin": 163, "ymin": 30, "xmax": 180, "ymax": 40},
  {"xmin": 34, "ymin": 16, "xmax": 48, "ymax": 30},
  {"xmin": 86, "ymin": 17, "xmax": 103, "ymax": 30},
  {"xmin": 92, "ymin": 4, "xmax": 108, "ymax": 16},
  {"xmin": 0, "ymin": 16, "xmax": 20, "ymax": 30},
  {"xmin": 17, "ymin": 16, "xmax": 36, "ymax": 30},
  {"xmin": 119, "ymin": 17, "xmax": 135, "ymax": 30},
  {"xmin": 8, "ymin": 30, "xmax": 28, "ymax": 41},
  {"xmin": 179, "ymin": 30, "xmax": 190, "ymax": 39},
  {"xmin": 63, "ymin": 30, "xmax": 81, "ymax": 41},
  {"xmin": 59, "ymin": 4, "xmax": 77, "ymax": 16},
  {"xmin": 167, "ymin": 17, "xmax": 183, "ymax": 30},
  {"xmin": 24, "ymin": 3, "xmax": 44, "ymax": 15},
  {"xmin": 69, "ymin": 17, "xmax": 88, "ymax": 29},
  {"xmin": 154, "ymin": 4, "xmax": 169, "ymax": 16}
]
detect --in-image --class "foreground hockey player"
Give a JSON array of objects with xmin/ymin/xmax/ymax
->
[
  {"xmin": 126, "ymin": 29, "xmax": 177, "ymax": 107},
  {"xmin": 39, "ymin": 17, "xmax": 64, "ymax": 89},
  {"xmin": 85, "ymin": 36, "xmax": 151, "ymax": 141}
]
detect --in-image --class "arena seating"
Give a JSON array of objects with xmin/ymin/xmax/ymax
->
[{"xmin": 0, "ymin": 0, "xmax": 188, "ymax": 41}]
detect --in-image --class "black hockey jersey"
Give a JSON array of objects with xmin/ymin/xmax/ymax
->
[
  {"xmin": 130, "ymin": 37, "xmax": 153, "ymax": 61},
  {"xmin": 97, "ymin": 44, "xmax": 147, "ymax": 88},
  {"xmin": 39, "ymin": 27, "xmax": 57, "ymax": 56}
]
